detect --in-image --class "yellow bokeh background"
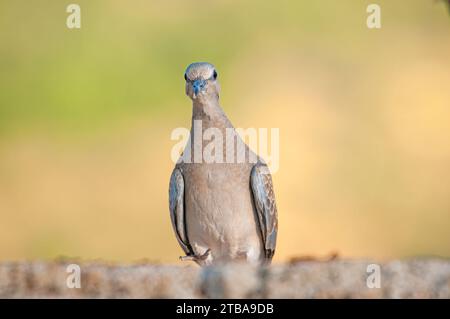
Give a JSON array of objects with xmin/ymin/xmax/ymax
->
[{"xmin": 0, "ymin": 1, "xmax": 449, "ymax": 263}]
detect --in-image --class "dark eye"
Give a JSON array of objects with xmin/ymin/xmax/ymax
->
[
  {"xmin": 184, "ymin": 73, "xmax": 188, "ymax": 81},
  {"xmin": 213, "ymin": 70, "xmax": 217, "ymax": 80}
]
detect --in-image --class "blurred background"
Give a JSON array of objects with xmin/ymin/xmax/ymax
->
[{"xmin": 0, "ymin": 0, "xmax": 449, "ymax": 264}]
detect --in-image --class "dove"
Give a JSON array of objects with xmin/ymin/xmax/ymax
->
[{"xmin": 169, "ymin": 62, "xmax": 278, "ymax": 266}]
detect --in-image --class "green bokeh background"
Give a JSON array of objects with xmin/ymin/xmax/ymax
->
[{"xmin": 0, "ymin": 1, "xmax": 449, "ymax": 263}]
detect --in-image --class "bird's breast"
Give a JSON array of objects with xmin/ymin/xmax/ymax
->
[{"xmin": 181, "ymin": 162, "xmax": 262, "ymax": 257}]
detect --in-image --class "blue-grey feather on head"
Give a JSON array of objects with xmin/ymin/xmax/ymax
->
[{"xmin": 184, "ymin": 62, "xmax": 219, "ymax": 100}]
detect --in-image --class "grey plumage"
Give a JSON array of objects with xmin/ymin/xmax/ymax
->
[
  {"xmin": 168, "ymin": 168, "xmax": 191, "ymax": 256},
  {"xmin": 168, "ymin": 62, "xmax": 278, "ymax": 265},
  {"xmin": 250, "ymin": 164, "xmax": 278, "ymax": 260}
]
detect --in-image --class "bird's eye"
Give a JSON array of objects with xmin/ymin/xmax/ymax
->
[
  {"xmin": 184, "ymin": 73, "xmax": 188, "ymax": 81},
  {"xmin": 213, "ymin": 70, "xmax": 218, "ymax": 80}
]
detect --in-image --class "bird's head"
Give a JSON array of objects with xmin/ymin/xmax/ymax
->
[{"xmin": 184, "ymin": 62, "xmax": 220, "ymax": 103}]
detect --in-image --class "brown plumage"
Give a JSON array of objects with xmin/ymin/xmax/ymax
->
[{"xmin": 169, "ymin": 62, "xmax": 278, "ymax": 265}]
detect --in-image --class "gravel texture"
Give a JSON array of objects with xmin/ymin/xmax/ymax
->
[{"xmin": 0, "ymin": 259, "xmax": 449, "ymax": 298}]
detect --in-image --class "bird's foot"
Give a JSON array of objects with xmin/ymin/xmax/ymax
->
[{"xmin": 180, "ymin": 249, "xmax": 211, "ymax": 262}]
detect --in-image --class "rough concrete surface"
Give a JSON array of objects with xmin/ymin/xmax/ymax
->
[{"xmin": 0, "ymin": 259, "xmax": 449, "ymax": 298}]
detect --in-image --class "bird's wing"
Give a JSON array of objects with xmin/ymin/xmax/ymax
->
[
  {"xmin": 250, "ymin": 163, "xmax": 278, "ymax": 261},
  {"xmin": 169, "ymin": 167, "xmax": 193, "ymax": 256}
]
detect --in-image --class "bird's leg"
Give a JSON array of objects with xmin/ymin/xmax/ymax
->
[{"xmin": 180, "ymin": 249, "xmax": 211, "ymax": 262}]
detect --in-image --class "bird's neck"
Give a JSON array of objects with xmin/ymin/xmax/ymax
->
[{"xmin": 191, "ymin": 99, "xmax": 231, "ymax": 129}]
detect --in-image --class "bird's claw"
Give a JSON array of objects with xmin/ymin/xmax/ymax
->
[{"xmin": 180, "ymin": 249, "xmax": 211, "ymax": 262}]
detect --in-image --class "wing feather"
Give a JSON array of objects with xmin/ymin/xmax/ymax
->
[
  {"xmin": 250, "ymin": 163, "xmax": 278, "ymax": 261},
  {"xmin": 169, "ymin": 168, "xmax": 193, "ymax": 256}
]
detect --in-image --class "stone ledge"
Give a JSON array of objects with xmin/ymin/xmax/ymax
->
[{"xmin": 0, "ymin": 259, "xmax": 449, "ymax": 298}]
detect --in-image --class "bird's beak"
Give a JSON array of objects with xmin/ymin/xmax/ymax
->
[{"xmin": 192, "ymin": 79, "xmax": 206, "ymax": 98}]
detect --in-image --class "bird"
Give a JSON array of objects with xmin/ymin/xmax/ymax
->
[{"xmin": 169, "ymin": 62, "xmax": 278, "ymax": 266}]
